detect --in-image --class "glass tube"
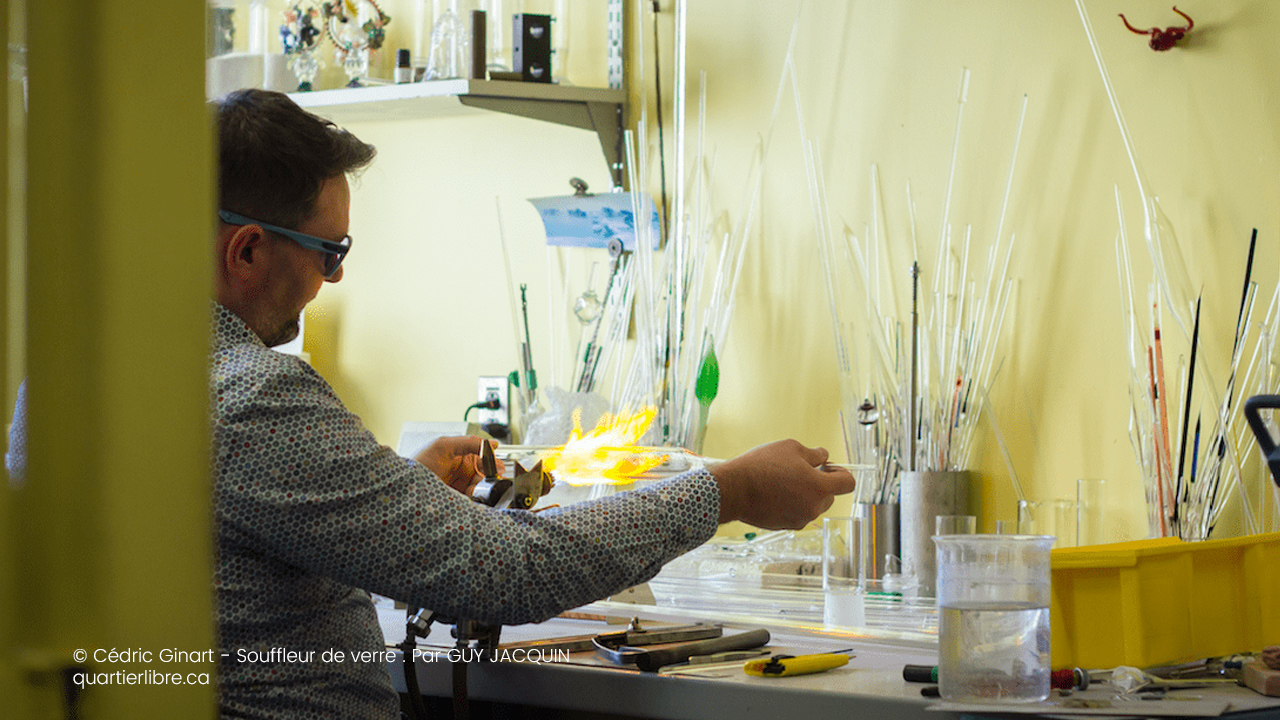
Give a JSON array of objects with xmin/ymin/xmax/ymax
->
[{"xmin": 1077, "ymin": 478, "xmax": 1107, "ymax": 546}]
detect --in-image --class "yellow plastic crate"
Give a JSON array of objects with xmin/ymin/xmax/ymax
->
[{"xmin": 1050, "ymin": 532, "xmax": 1280, "ymax": 669}]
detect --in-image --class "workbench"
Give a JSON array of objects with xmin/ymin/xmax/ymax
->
[{"xmin": 376, "ymin": 606, "xmax": 1280, "ymax": 720}]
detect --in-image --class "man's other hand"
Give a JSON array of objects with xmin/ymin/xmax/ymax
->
[{"xmin": 708, "ymin": 439, "xmax": 856, "ymax": 529}]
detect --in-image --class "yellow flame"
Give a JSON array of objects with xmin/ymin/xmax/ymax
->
[{"xmin": 542, "ymin": 407, "xmax": 669, "ymax": 486}]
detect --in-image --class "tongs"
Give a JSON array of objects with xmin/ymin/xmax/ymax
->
[
  {"xmin": 495, "ymin": 620, "xmax": 720, "ymax": 656},
  {"xmin": 594, "ymin": 623, "xmax": 771, "ymax": 672}
]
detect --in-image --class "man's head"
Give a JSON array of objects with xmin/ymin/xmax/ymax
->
[
  {"xmin": 213, "ymin": 89, "xmax": 376, "ymax": 346},
  {"xmin": 216, "ymin": 88, "xmax": 375, "ymax": 228}
]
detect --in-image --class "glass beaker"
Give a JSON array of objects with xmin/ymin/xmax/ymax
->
[
  {"xmin": 822, "ymin": 516, "xmax": 866, "ymax": 629},
  {"xmin": 1016, "ymin": 498, "xmax": 1076, "ymax": 548},
  {"xmin": 935, "ymin": 514, "xmax": 977, "ymax": 536},
  {"xmin": 934, "ymin": 534, "xmax": 1054, "ymax": 703},
  {"xmin": 486, "ymin": 0, "xmax": 513, "ymax": 71},
  {"xmin": 1076, "ymin": 478, "xmax": 1107, "ymax": 546}
]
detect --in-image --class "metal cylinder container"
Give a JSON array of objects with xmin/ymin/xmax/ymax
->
[
  {"xmin": 898, "ymin": 470, "xmax": 973, "ymax": 597},
  {"xmin": 855, "ymin": 502, "xmax": 900, "ymax": 580}
]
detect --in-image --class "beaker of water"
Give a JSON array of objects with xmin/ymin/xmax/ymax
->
[
  {"xmin": 822, "ymin": 516, "xmax": 866, "ymax": 629},
  {"xmin": 934, "ymin": 534, "xmax": 1055, "ymax": 703}
]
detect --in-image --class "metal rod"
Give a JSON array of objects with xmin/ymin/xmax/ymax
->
[
  {"xmin": 1153, "ymin": 309, "xmax": 1174, "ymax": 533},
  {"xmin": 1173, "ymin": 294, "xmax": 1201, "ymax": 536},
  {"xmin": 1224, "ymin": 229, "xmax": 1259, "ymax": 411},
  {"xmin": 910, "ymin": 261, "xmax": 919, "ymax": 472},
  {"xmin": 649, "ymin": 1, "xmax": 669, "ymax": 243},
  {"xmin": 520, "ymin": 283, "xmax": 537, "ymax": 408},
  {"xmin": 1147, "ymin": 343, "xmax": 1169, "ymax": 537}
]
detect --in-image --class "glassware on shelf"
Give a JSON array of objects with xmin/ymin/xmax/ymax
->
[
  {"xmin": 485, "ymin": 0, "xmax": 511, "ymax": 71},
  {"xmin": 425, "ymin": 0, "xmax": 468, "ymax": 80},
  {"xmin": 248, "ymin": 0, "xmax": 271, "ymax": 55},
  {"xmin": 322, "ymin": 0, "xmax": 391, "ymax": 88},
  {"xmin": 413, "ymin": 0, "xmax": 442, "ymax": 72},
  {"xmin": 553, "ymin": 0, "xmax": 569, "ymax": 82},
  {"xmin": 281, "ymin": 2, "xmax": 325, "ymax": 91},
  {"xmin": 207, "ymin": 0, "xmax": 237, "ymax": 58}
]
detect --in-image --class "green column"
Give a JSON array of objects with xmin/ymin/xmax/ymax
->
[{"xmin": 9, "ymin": 1, "xmax": 215, "ymax": 717}]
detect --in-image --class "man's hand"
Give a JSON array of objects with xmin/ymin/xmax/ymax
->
[
  {"xmin": 414, "ymin": 437, "xmax": 503, "ymax": 497},
  {"xmin": 708, "ymin": 439, "xmax": 856, "ymax": 529}
]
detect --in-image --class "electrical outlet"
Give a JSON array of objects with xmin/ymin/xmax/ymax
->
[{"xmin": 476, "ymin": 376, "xmax": 510, "ymax": 430}]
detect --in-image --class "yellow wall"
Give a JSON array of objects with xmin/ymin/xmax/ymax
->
[{"xmin": 277, "ymin": 1, "xmax": 1280, "ymax": 542}]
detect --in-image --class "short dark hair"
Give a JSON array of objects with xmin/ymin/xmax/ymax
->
[{"xmin": 215, "ymin": 89, "xmax": 376, "ymax": 229}]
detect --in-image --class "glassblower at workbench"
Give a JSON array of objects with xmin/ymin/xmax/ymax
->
[{"xmin": 5, "ymin": 89, "xmax": 856, "ymax": 719}]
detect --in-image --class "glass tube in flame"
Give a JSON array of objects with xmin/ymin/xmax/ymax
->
[{"xmin": 542, "ymin": 407, "xmax": 669, "ymax": 486}]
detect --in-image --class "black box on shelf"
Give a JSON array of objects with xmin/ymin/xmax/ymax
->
[{"xmin": 512, "ymin": 13, "xmax": 552, "ymax": 83}]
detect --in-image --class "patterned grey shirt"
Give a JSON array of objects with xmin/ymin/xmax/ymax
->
[{"xmin": 212, "ymin": 304, "xmax": 720, "ymax": 719}]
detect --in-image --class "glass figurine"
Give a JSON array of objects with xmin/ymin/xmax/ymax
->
[
  {"xmin": 322, "ymin": 0, "xmax": 391, "ymax": 88},
  {"xmin": 281, "ymin": 2, "xmax": 324, "ymax": 91},
  {"xmin": 425, "ymin": 0, "xmax": 468, "ymax": 80}
]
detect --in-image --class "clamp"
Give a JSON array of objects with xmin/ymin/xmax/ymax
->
[{"xmin": 470, "ymin": 440, "xmax": 551, "ymax": 510}]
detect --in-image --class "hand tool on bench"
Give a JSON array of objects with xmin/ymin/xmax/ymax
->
[{"xmin": 594, "ymin": 627, "xmax": 771, "ymax": 672}]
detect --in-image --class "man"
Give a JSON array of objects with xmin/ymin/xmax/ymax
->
[{"xmin": 212, "ymin": 88, "xmax": 854, "ymax": 719}]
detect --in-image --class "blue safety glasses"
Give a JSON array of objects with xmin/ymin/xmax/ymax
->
[{"xmin": 218, "ymin": 209, "xmax": 352, "ymax": 278}]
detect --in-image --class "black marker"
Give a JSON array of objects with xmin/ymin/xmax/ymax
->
[{"xmin": 903, "ymin": 664, "xmax": 938, "ymax": 683}]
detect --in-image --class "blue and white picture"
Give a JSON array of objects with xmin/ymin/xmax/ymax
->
[{"xmin": 528, "ymin": 192, "xmax": 663, "ymax": 251}]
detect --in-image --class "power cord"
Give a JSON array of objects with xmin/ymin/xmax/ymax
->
[
  {"xmin": 463, "ymin": 397, "xmax": 510, "ymax": 440},
  {"xmin": 462, "ymin": 397, "xmax": 501, "ymax": 422}
]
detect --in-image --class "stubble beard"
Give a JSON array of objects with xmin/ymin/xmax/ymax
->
[{"xmin": 263, "ymin": 314, "xmax": 301, "ymax": 348}]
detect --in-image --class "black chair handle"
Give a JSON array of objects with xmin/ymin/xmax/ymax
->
[{"xmin": 1244, "ymin": 394, "xmax": 1280, "ymax": 488}]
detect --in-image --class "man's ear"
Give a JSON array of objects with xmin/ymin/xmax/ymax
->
[{"xmin": 223, "ymin": 224, "xmax": 267, "ymax": 281}]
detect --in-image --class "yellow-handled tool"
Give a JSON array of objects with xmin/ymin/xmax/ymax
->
[{"xmin": 744, "ymin": 652, "xmax": 850, "ymax": 677}]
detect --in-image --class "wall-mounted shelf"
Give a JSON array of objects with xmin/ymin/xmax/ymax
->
[{"xmin": 289, "ymin": 79, "xmax": 626, "ymax": 187}]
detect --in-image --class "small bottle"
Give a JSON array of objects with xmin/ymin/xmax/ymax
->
[{"xmin": 394, "ymin": 48, "xmax": 412, "ymax": 83}]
